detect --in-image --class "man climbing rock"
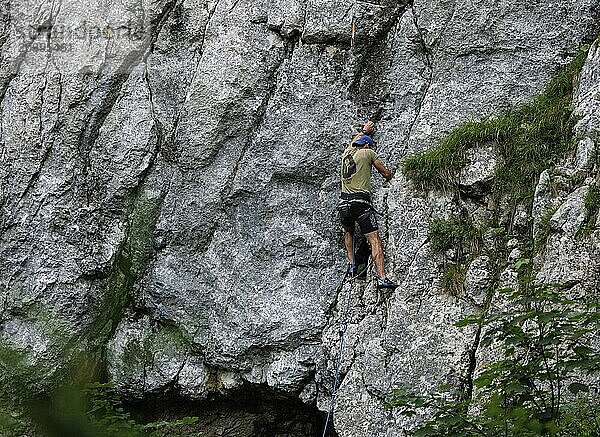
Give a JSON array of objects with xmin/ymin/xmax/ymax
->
[{"xmin": 338, "ymin": 120, "xmax": 398, "ymax": 289}]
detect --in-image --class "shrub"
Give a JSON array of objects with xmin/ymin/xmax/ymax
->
[
  {"xmin": 389, "ymin": 265, "xmax": 600, "ymax": 436},
  {"xmin": 429, "ymin": 218, "xmax": 483, "ymax": 254}
]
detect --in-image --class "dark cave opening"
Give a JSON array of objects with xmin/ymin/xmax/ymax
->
[{"xmin": 124, "ymin": 383, "xmax": 338, "ymax": 437}]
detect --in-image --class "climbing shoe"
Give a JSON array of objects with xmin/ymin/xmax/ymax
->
[
  {"xmin": 347, "ymin": 263, "xmax": 358, "ymax": 277},
  {"xmin": 376, "ymin": 276, "xmax": 398, "ymax": 290}
]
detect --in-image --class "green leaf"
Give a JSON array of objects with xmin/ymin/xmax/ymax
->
[
  {"xmin": 505, "ymin": 382, "xmax": 531, "ymax": 394},
  {"xmin": 514, "ymin": 258, "xmax": 531, "ymax": 271},
  {"xmin": 455, "ymin": 315, "xmax": 481, "ymax": 327},
  {"xmin": 568, "ymin": 382, "xmax": 589, "ymax": 394},
  {"xmin": 473, "ymin": 374, "xmax": 494, "ymax": 388},
  {"xmin": 573, "ymin": 345, "xmax": 594, "ymax": 356}
]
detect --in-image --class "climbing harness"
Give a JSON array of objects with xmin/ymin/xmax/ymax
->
[{"xmin": 321, "ymin": 14, "xmax": 395, "ymax": 434}]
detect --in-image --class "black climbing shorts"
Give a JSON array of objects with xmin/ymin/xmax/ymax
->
[{"xmin": 338, "ymin": 201, "xmax": 378, "ymax": 235}]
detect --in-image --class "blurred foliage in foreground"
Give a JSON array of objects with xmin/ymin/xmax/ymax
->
[
  {"xmin": 390, "ymin": 260, "xmax": 600, "ymax": 436},
  {"xmin": 0, "ymin": 379, "xmax": 198, "ymax": 437},
  {"xmin": 0, "ymin": 346, "xmax": 198, "ymax": 436}
]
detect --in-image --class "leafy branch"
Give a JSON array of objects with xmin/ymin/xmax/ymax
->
[{"xmin": 390, "ymin": 261, "xmax": 600, "ymax": 436}]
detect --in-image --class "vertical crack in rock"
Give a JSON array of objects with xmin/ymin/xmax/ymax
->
[
  {"xmin": 89, "ymin": 186, "xmax": 165, "ymax": 356},
  {"xmin": 347, "ymin": 3, "xmax": 407, "ymax": 108},
  {"xmin": 77, "ymin": 0, "xmax": 181, "ymax": 204},
  {"xmin": 0, "ymin": 48, "xmax": 30, "ymax": 106},
  {"xmin": 410, "ymin": 3, "xmax": 433, "ymax": 67},
  {"xmin": 86, "ymin": 16, "xmax": 181, "ymax": 352},
  {"xmin": 15, "ymin": 61, "xmax": 62, "ymax": 208},
  {"xmin": 381, "ymin": 189, "xmax": 393, "ymax": 264},
  {"xmin": 300, "ymin": 0, "xmax": 309, "ymax": 36},
  {"xmin": 1, "ymin": 3, "xmax": 63, "ymax": 213},
  {"xmin": 142, "ymin": 62, "xmax": 163, "ymax": 179},
  {"xmin": 174, "ymin": 357, "xmax": 187, "ymax": 383},
  {"xmin": 346, "ymin": 3, "xmax": 413, "ymax": 261},
  {"xmin": 457, "ymin": 252, "xmax": 500, "ymax": 403},
  {"xmin": 405, "ymin": 3, "xmax": 434, "ymax": 143},
  {"xmin": 168, "ymin": 0, "xmax": 220, "ymax": 151},
  {"xmin": 321, "ymin": 283, "xmax": 365, "ymax": 407},
  {"xmin": 228, "ymin": 0, "xmax": 242, "ymax": 14},
  {"xmin": 0, "ymin": 0, "xmax": 9, "ymax": 53},
  {"xmin": 16, "ymin": 141, "xmax": 53, "ymax": 206},
  {"xmin": 222, "ymin": 34, "xmax": 297, "ymax": 202},
  {"xmin": 460, "ymin": 323, "xmax": 482, "ymax": 402}
]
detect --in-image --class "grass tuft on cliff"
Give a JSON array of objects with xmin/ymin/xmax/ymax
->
[
  {"xmin": 579, "ymin": 185, "xmax": 600, "ymax": 235},
  {"xmin": 428, "ymin": 217, "xmax": 484, "ymax": 295},
  {"xmin": 584, "ymin": 185, "xmax": 600, "ymax": 217},
  {"xmin": 440, "ymin": 263, "xmax": 467, "ymax": 297},
  {"xmin": 402, "ymin": 46, "xmax": 590, "ymax": 202},
  {"xmin": 429, "ymin": 217, "xmax": 483, "ymax": 254}
]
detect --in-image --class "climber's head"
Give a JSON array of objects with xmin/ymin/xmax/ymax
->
[{"xmin": 353, "ymin": 135, "xmax": 374, "ymax": 148}]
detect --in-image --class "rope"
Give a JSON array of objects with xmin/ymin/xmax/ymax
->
[
  {"xmin": 322, "ymin": 272, "xmax": 354, "ymax": 437},
  {"xmin": 322, "ymin": 16, "xmax": 363, "ymax": 432},
  {"xmin": 350, "ymin": 15, "xmax": 357, "ymax": 50},
  {"xmin": 321, "ymin": 259, "xmax": 371, "ymax": 436}
]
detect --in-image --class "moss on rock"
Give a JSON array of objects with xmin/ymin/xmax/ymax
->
[
  {"xmin": 89, "ymin": 188, "xmax": 163, "ymax": 355},
  {"xmin": 402, "ymin": 46, "xmax": 590, "ymax": 205}
]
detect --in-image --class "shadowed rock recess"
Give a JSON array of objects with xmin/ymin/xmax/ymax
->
[{"xmin": 1, "ymin": 0, "xmax": 600, "ymax": 435}]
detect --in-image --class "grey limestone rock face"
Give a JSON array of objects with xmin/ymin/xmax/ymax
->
[
  {"xmin": 459, "ymin": 145, "xmax": 499, "ymax": 197},
  {"xmin": 2, "ymin": 0, "xmax": 600, "ymax": 435},
  {"xmin": 549, "ymin": 185, "xmax": 589, "ymax": 236},
  {"xmin": 533, "ymin": 39, "xmax": 600, "ymax": 295},
  {"xmin": 463, "ymin": 255, "xmax": 493, "ymax": 306}
]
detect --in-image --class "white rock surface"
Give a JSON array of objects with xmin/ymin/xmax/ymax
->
[{"xmin": 1, "ymin": 0, "xmax": 600, "ymax": 435}]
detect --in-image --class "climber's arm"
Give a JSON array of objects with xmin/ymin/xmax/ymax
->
[
  {"xmin": 362, "ymin": 120, "xmax": 375, "ymax": 135},
  {"xmin": 374, "ymin": 159, "xmax": 395, "ymax": 181},
  {"xmin": 349, "ymin": 120, "xmax": 375, "ymax": 146}
]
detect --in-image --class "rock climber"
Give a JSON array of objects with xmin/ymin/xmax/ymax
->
[{"xmin": 338, "ymin": 120, "xmax": 398, "ymax": 289}]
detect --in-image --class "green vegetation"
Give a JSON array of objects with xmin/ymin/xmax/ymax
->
[
  {"xmin": 584, "ymin": 185, "xmax": 600, "ymax": 221},
  {"xmin": 0, "ymin": 344, "xmax": 198, "ymax": 436},
  {"xmin": 577, "ymin": 185, "xmax": 600, "ymax": 235},
  {"xmin": 0, "ymin": 377, "xmax": 197, "ymax": 436},
  {"xmin": 534, "ymin": 207, "xmax": 558, "ymax": 253},
  {"xmin": 390, "ymin": 264, "xmax": 600, "ymax": 436},
  {"xmin": 401, "ymin": 121, "xmax": 486, "ymax": 191},
  {"xmin": 82, "ymin": 382, "xmax": 198, "ymax": 437},
  {"xmin": 429, "ymin": 218, "xmax": 483, "ymax": 254},
  {"xmin": 402, "ymin": 46, "xmax": 589, "ymax": 205},
  {"xmin": 440, "ymin": 263, "xmax": 467, "ymax": 297},
  {"xmin": 411, "ymin": 45, "xmax": 592, "ymax": 296},
  {"xmin": 428, "ymin": 217, "xmax": 484, "ymax": 295},
  {"xmin": 0, "ymin": 344, "xmax": 46, "ymax": 434},
  {"xmin": 569, "ymin": 171, "xmax": 587, "ymax": 187},
  {"xmin": 90, "ymin": 189, "xmax": 163, "ymax": 349}
]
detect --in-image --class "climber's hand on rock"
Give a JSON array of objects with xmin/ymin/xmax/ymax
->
[
  {"xmin": 386, "ymin": 167, "xmax": 396, "ymax": 182},
  {"xmin": 363, "ymin": 120, "xmax": 375, "ymax": 135}
]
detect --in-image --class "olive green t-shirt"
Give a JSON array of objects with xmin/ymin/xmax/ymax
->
[{"xmin": 341, "ymin": 146, "xmax": 378, "ymax": 194}]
